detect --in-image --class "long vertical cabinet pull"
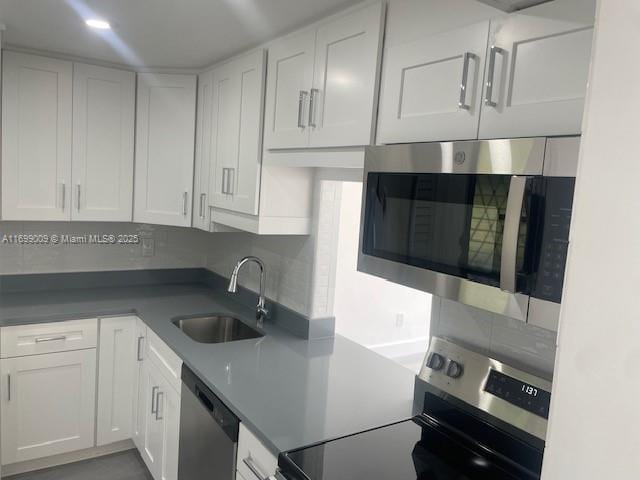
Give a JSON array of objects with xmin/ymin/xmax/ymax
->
[
  {"xmin": 151, "ymin": 386, "xmax": 159, "ymax": 414},
  {"xmin": 137, "ymin": 336, "xmax": 144, "ymax": 361},
  {"xmin": 182, "ymin": 192, "xmax": 188, "ymax": 216},
  {"xmin": 7, "ymin": 374, "xmax": 11, "ymax": 402},
  {"xmin": 309, "ymin": 88, "xmax": 319, "ymax": 127},
  {"xmin": 458, "ymin": 53, "xmax": 474, "ymax": 110},
  {"xmin": 227, "ymin": 169, "xmax": 235, "ymax": 195},
  {"xmin": 297, "ymin": 90, "xmax": 308, "ymax": 128},
  {"xmin": 76, "ymin": 184, "xmax": 81, "ymax": 211},
  {"xmin": 484, "ymin": 46, "xmax": 504, "ymax": 108},
  {"xmin": 61, "ymin": 183, "xmax": 67, "ymax": 211},
  {"xmin": 199, "ymin": 193, "xmax": 206, "ymax": 218},
  {"xmin": 221, "ymin": 168, "xmax": 228, "ymax": 194},
  {"xmin": 155, "ymin": 391, "xmax": 164, "ymax": 421}
]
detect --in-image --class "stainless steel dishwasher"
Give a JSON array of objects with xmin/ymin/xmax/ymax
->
[{"xmin": 178, "ymin": 365, "xmax": 239, "ymax": 480}]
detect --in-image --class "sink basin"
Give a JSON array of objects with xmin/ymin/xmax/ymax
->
[{"xmin": 172, "ymin": 314, "xmax": 263, "ymax": 344}]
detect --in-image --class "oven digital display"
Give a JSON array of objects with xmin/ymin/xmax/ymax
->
[{"xmin": 484, "ymin": 370, "xmax": 551, "ymax": 419}]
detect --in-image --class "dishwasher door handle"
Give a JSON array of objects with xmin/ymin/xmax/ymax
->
[{"xmin": 243, "ymin": 456, "xmax": 268, "ymax": 480}]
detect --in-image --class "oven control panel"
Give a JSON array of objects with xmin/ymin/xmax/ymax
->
[{"xmin": 418, "ymin": 337, "xmax": 552, "ymax": 441}]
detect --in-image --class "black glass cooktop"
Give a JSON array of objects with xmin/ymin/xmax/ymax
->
[{"xmin": 279, "ymin": 416, "xmax": 541, "ymax": 480}]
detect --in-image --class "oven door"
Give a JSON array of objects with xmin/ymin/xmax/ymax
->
[{"xmin": 357, "ymin": 139, "xmax": 546, "ymax": 321}]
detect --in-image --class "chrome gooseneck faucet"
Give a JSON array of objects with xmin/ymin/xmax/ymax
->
[{"xmin": 227, "ymin": 256, "xmax": 268, "ymax": 328}]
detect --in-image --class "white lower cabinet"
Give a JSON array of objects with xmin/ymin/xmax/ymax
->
[
  {"xmin": 133, "ymin": 326, "xmax": 181, "ymax": 480},
  {"xmin": 96, "ymin": 316, "xmax": 137, "ymax": 446},
  {"xmin": 132, "ymin": 318, "xmax": 148, "ymax": 451},
  {"xmin": 139, "ymin": 356, "xmax": 181, "ymax": 480},
  {"xmin": 0, "ymin": 349, "xmax": 97, "ymax": 464},
  {"xmin": 236, "ymin": 423, "xmax": 277, "ymax": 480}
]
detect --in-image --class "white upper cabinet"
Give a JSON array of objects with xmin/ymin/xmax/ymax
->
[
  {"xmin": 478, "ymin": 0, "xmax": 595, "ymax": 138},
  {"xmin": 209, "ymin": 50, "xmax": 266, "ymax": 215},
  {"xmin": 264, "ymin": 1, "xmax": 384, "ymax": 150},
  {"xmin": 264, "ymin": 30, "xmax": 316, "ymax": 149},
  {"xmin": 193, "ymin": 70, "xmax": 214, "ymax": 231},
  {"xmin": 378, "ymin": 0, "xmax": 595, "ymax": 143},
  {"xmin": 309, "ymin": 1, "xmax": 384, "ymax": 147},
  {"xmin": 2, "ymin": 52, "xmax": 73, "ymax": 220},
  {"xmin": 377, "ymin": 21, "xmax": 490, "ymax": 144},
  {"xmin": 72, "ymin": 64, "xmax": 135, "ymax": 221},
  {"xmin": 134, "ymin": 73, "xmax": 197, "ymax": 227}
]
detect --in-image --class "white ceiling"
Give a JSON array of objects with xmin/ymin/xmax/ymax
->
[{"xmin": 0, "ymin": 0, "xmax": 359, "ymax": 69}]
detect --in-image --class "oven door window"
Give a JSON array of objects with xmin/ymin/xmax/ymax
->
[{"xmin": 362, "ymin": 173, "xmax": 533, "ymax": 289}]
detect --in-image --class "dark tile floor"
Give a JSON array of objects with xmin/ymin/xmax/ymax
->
[{"xmin": 6, "ymin": 450, "xmax": 153, "ymax": 480}]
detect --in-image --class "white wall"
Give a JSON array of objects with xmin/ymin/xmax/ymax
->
[
  {"xmin": 542, "ymin": 0, "xmax": 640, "ymax": 478},
  {"xmin": 332, "ymin": 182, "xmax": 431, "ymax": 372}
]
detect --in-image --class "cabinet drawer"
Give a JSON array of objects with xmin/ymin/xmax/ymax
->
[
  {"xmin": 146, "ymin": 328, "xmax": 182, "ymax": 392},
  {"xmin": 1, "ymin": 319, "xmax": 98, "ymax": 358},
  {"xmin": 237, "ymin": 424, "xmax": 277, "ymax": 480}
]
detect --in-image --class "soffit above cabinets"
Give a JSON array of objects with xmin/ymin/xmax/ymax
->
[{"xmin": 0, "ymin": 0, "xmax": 359, "ymax": 69}]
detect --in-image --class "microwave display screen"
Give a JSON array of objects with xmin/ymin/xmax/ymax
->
[
  {"xmin": 362, "ymin": 173, "xmax": 532, "ymax": 289},
  {"xmin": 484, "ymin": 370, "xmax": 551, "ymax": 419}
]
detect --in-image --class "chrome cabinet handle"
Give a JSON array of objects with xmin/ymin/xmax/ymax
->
[
  {"xmin": 199, "ymin": 193, "xmax": 206, "ymax": 217},
  {"xmin": 137, "ymin": 336, "xmax": 144, "ymax": 361},
  {"xmin": 222, "ymin": 168, "xmax": 229, "ymax": 194},
  {"xmin": 35, "ymin": 335, "xmax": 67, "ymax": 343},
  {"xmin": 500, "ymin": 176, "xmax": 528, "ymax": 294},
  {"xmin": 458, "ymin": 52, "xmax": 474, "ymax": 110},
  {"xmin": 182, "ymin": 192, "xmax": 188, "ymax": 216},
  {"xmin": 76, "ymin": 184, "xmax": 81, "ymax": 211},
  {"xmin": 61, "ymin": 183, "xmax": 66, "ymax": 211},
  {"xmin": 221, "ymin": 169, "xmax": 227, "ymax": 194},
  {"xmin": 297, "ymin": 90, "xmax": 308, "ymax": 128},
  {"xmin": 227, "ymin": 168, "xmax": 234, "ymax": 195},
  {"xmin": 7, "ymin": 374, "xmax": 11, "ymax": 402},
  {"xmin": 151, "ymin": 386, "xmax": 159, "ymax": 414},
  {"xmin": 484, "ymin": 46, "xmax": 504, "ymax": 108},
  {"xmin": 243, "ymin": 456, "xmax": 268, "ymax": 480},
  {"xmin": 308, "ymin": 88, "xmax": 319, "ymax": 127},
  {"xmin": 155, "ymin": 391, "xmax": 164, "ymax": 420}
]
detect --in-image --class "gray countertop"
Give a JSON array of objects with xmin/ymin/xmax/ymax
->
[{"xmin": 0, "ymin": 283, "xmax": 416, "ymax": 455}]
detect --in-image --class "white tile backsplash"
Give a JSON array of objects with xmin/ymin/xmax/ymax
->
[
  {"xmin": 0, "ymin": 221, "xmax": 315, "ymax": 315},
  {"xmin": 432, "ymin": 297, "xmax": 557, "ymax": 377}
]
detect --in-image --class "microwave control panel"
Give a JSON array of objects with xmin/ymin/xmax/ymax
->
[{"xmin": 533, "ymin": 177, "xmax": 576, "ymax": 303}]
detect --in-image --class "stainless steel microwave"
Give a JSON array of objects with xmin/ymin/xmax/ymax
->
[{"xmin": 358, "ymin": 137, "xmax": 579, "ymax": 329}]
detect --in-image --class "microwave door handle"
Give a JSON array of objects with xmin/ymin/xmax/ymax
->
[{"xmin": 500, "ymin": 176, "xmax": 528, "ymax": 293}]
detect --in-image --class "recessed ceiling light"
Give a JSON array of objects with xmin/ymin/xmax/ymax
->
[{"xmin": 86, "ymin": 19, "xmax": 111, "ymax": 30}]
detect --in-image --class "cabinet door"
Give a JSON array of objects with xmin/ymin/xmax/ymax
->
[
  {"xmin": 210, "ymin": 50, "xmax": 266, "ymax": 215},
  {"xmin": 263, "ymin": 29, "xmax": 316, "ymax": 149},
  {"xmin": 72, "ymin": 63, "xmax": 135, "ymax": 222},
  {"xmin": 139, "ymin": 361, "xmax": 163, "ymax": 478},
  {"xmin": 132, "ymin": 319, "xmax": 147, "ymax": 452},
  {"xmin": 140, "ymin": 360, "xmax": 180, "ymax": 480},
  {"xmin": 377, "ymin": 21, "xmax": 490, "ymax": 144},
  {"xmin": 97, "ymin": 316, "xmax": 136, "ymax": 446},
  {"xmin": 1, "ymin": 349, "xmax": 96, "ymax": 464},
  {"xmin": 309, "ymin": 2, "xmax": 384, "ymax": 147},
  {"xmin": 134, "ymin": 73, "xmax": 197, "ymax": 227},
  {"xmin": 193, "ymin": 70, "xmax": 214, "ymax": 231},
  {"xmin": 1, "ymin": 52, "xmax": 72, "ymax": 220},
  {"xmin": 157, "ymin": 376, "xmax": 180, "ymax": 480},
  {"xmin": 478, "ymin": 0, "xmax": 595, "ymax": 139}
]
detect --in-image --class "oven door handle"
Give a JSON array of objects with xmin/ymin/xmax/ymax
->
[{"xmin": 500, "ymin": 176, "xmax": 528, "ymax": 293}]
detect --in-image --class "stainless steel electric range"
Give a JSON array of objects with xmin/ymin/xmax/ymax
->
[{"xmin": 274, "ymin": 338, "xmax": 552, "ymax": 480}]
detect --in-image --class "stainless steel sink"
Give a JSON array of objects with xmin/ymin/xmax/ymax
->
[{"xmin": 172, "ymin": 314, "xmax": 263, "ymax": 344}]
